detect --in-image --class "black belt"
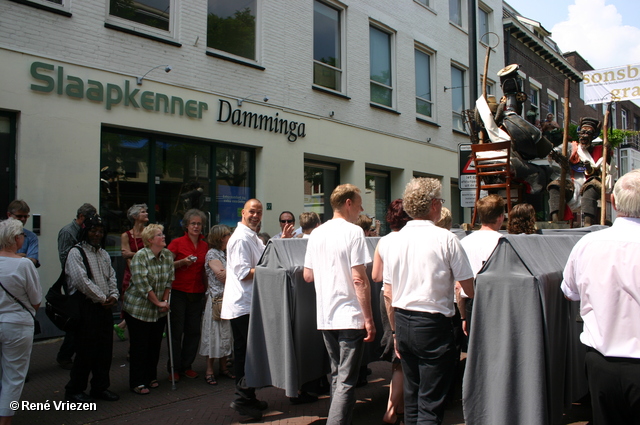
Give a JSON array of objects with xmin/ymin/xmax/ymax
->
[{"xmin": 394, "ymin": 308, "xmax": 445, "ymax": 318}]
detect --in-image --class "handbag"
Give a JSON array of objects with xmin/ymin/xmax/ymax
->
[
  {"xmin": 211, "ymin": 296, "xmax": 223, "ymax": 321},
  {"xmin": 0, "ymin": 280, "xmax": 41, "ymax": 335},
  {"xmin": 44, "ymin": 245, "xmax": 89, "ymax": 332}
]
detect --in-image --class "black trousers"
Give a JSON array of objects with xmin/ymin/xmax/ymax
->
[
  {"xmin": 230, "ymin": 314, "xmax": 257, "ymax": 405},
  {"xmin": 167, "ymin": 289, "xmax": 204, "ymax": 373},
  {"xmin": 395, "ymin": 308, "xmax": 456, "ymax": 425},
  {"xmin": 124, "ymin": 312, "xmax": 166, "ymax": 388},
  {"xmin": 585, "ymin": 347, "xmax": 640, "ymax": 425},
  {"xmin": 65, "ymin": 300, "xmax": 113, "ymax": 395}
]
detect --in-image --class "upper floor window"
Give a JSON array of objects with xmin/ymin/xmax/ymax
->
[
  {"xmin": 415, "ymin": 48, "xmax": 433, "ymax": 118},
  {"xmin": 547, "ymin": 95, "xmax": 557, "ymax": 118},
  {"xmin": 109, "ymin": 0, "xmax": 171, "ymax": 31},
  {"xmin": 207, "ymin": 0, "xmax": 257, "ymax": 60},
  {"xmin": 449, "ymin": 0, "xmax": 462, "ymax": 27},
  {"xmin": 451, "ymin": 66, "xmax": 466, "ymax": 131},
  {"xmin": 478, "ymin": 7, "xmax": 490, "ymax": 43},
  {"xmin": 314, "ymin": 1, "xmax": 342, "ymax": 92},
  {"xmin": 621, "ymin": 108, "xmax": 628, "ymax": 130},
  {"xmin": 370, "ymin": 25, "xmax": 394, "ymax": 108}
]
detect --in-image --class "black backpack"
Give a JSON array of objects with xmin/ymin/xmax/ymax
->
[{"xmin": 45, "ymin": 245, "xmax": 89, "ymax": 331}]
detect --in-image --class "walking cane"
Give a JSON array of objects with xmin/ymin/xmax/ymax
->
[{"xmin": 166, "ymin": 294, "xmax": 177, "ymax": 391}]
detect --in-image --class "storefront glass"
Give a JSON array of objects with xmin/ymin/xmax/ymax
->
[
  {"xmin": 304, "ymin": 161, "xmax": 339, "ymax": 223},
  {"xmin": 100, "ymin": 128, "xmax": 253, "ymax": 247},
  {"xmin": 365, "ymin": 170, "xmax": 390, "ymax": 235}
]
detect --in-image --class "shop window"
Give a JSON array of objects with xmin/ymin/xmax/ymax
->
[
  {"xmin": 0, "ymin": 113, "xmax": 16, "ymax": 214},
  {"xmin": 304, "ymin": 161, "xmax": 339, "ymax": 223},
  {"xmin": 109, "ymin": 0, "xmax": 172, "ymax": 32},
  {"xmin": 100, "ymin": 128, "xmax": 254, "ymax": 245},
  {"xmin": 451, "ymin": 65, "xmax": 466, "ymax": 132},
  {"xmin": 314, "ymin": 0, "xmax": 343, "ymax": 92},
  {"xmin": 370, "ymin": 25, "xmax": 394, "ymax": 108},
  {"xmin": 207, "ymin": 0, "xmax": 257, "ymax": 61},
  {"xmin": 365, "ymin": 170, "xmax": 390, "ymax": 235},
  {"xmin": 415, "ymin": 48, "xmax": 433, "ymax": 118}
]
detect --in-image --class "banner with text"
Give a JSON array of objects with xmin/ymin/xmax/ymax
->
[{"xmin": 583, "ymin": 63, "xmax": 640, "ymax": 105}]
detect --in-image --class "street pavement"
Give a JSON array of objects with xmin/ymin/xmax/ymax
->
[{"xmin": 15, "ymin": 334, "xmax": 591, "ymax": 425}]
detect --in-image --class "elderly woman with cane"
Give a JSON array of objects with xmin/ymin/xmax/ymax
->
[
  {"xmin": 0, "ymin": 218, "xmax": 42, "ymax": 424},
  {"xmin": 123, "ymin": 224, "xmax": 173, "ymax": 394}
]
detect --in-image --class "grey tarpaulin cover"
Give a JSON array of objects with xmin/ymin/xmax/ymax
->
[
  {"xmin": 462, "ymin": 228, "xmax": 605, "ymax": 425},
  {"xmin": 245, "ymin": 237, "xmax": 383, "ymax": 397}
]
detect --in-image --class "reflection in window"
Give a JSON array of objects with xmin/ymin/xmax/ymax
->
[
  {"xmin": 478, "ymin": 7, "xmax": 489, "ymax": 43},
  {"xmin": 101, "ymin": 128, "xmax": 254, "ymax": 245},
  {"xmin": 415, "ymin": 49, "xmax": 433, "ymax": 118},
  {"xmin": 314, "ymin": 1, "xmax": 342, "ymax": 91},
  {"xmin": 109, "ymin": 0, "xmax": 171, "ymax": 31},
  {"xmin": 370, "ymin": 26, "xmax": 393, "ymax": 107},
  {"xmin": 451, "ymin": 66, "xmax": 466, "ymax": 131},
  {"xmin": 304, "ymin": 161, "xmax": 338, "ymax": 223},
  {"xmin": 216, "ymin": 148, "xmax": 251, "ymax": 228},
  {"xmin": 207, "ymin": 0, "xmax": 256, "ymax": 60},
  {"xmin": 449, "ymin": 0, "xmax": 462, "ymax": 26},
  {"xmin": 365, "ymin": 170, "xmax": 390, "ymax": 236}
]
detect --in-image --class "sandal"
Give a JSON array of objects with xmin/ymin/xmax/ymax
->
[
  {"xmin": 131, "ymin": 385, "xmax": 150, "ymax": 395},
  {"xmin": 220, "ymin": 369, "xmax": 236, "ymax": 379},
  {"xmin": 205, "ymin": 374, "xmax": 217, "ymax": 386},
  {"xmin": 149, "ymin": 380, "xmax": 159, "ymax": 389}
]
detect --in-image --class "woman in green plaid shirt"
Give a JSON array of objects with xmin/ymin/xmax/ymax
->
[{"xmin": 123, "ymin": 224, "xmax": 173, "ymax": 395}]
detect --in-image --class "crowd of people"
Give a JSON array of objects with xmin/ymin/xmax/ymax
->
[{"xmin": 0, "ymin": 168, "xmax": 638, "ymax": 425}]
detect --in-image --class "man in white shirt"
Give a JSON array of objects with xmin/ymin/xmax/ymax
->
[
  {"xmin": 303, "ymin": 184, "xmax": 375, "ymax": 425},
  {"xmin": 561, "ymin": 169, "xmax": 640, "ymax": 425},
  {"xmin": 458, "ymin": 194, "xmax": 505, "ymax": 335},
  {"xmin": 220, "ymin": 199, "xmax": 267, "ymax": 420},
  {"xmin": 384, "ymin": 178, "xmax": 474, "ymax": 425}
]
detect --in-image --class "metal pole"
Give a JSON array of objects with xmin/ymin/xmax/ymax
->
[
  {"xmin": 600, "ymin": 107, "xmax": 610, "ymax": 225},
  {"xmin": 166, "ymin": 294, "xmax": 177, "ymax": 390},
  {"xmin": 558, "ymin": 79, "xmax": 571, "ymax": 221}
]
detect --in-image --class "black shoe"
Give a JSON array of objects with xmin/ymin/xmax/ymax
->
[
  {"xmin": 57, "ymin": 359, "xmax": 74, "ymax": 370},
  {"xmin": 230, "ymin": 401, "xmax": 262, "ymax": 420},
  {"xmin": 66, "ymin": 392, "xmax": 93, "ymax": 403},
  {"xmin": 289, "ymin": 392, "xmax": 318, "ymax": 404},
  {"xmin": 90, "ymin": 389, "xmax": 120, "ymax": 401},
  {"xmin": 249, "ymin": 399, "xmax": 268, "ymax": 411}
]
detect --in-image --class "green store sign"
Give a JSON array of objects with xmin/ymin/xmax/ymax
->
[
  {"xmin": 28, "ymin": 61, "xmax": 306, "ymax": 142},
  {"xmin": 29, "ymin": 61, "xmax": 208, "ymax": 118}
]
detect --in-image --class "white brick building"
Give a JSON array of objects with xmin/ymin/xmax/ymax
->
[{"xmin": 1, "ymin": 0, "xmax": 504, "ymax": 283}]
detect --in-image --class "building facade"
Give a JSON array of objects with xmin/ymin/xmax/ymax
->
[{"xmin": 1, "ymin": 0, "xmax": 505, "ymax": 286}]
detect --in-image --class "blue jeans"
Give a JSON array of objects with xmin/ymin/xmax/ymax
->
[
  {"xmin": 395, "ymin": 309, "xmax": 456, "ymax": 425},
  {"xmin": 322, "ymin": 329, "xmax": 366, "ymax": 425}
]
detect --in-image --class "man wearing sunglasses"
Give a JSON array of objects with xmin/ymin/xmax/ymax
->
[{"xmin": 270, "ymin": 211, "xmax": 301, "ymax": 239}]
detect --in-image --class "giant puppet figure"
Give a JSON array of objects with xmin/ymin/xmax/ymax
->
[
  {"xmin": 474, "ymin": 64, "xmax": 556, "ymax": 196},
  {"xmin": 547, "ymin": 117, "xmax": 614, "ymax": 226}
]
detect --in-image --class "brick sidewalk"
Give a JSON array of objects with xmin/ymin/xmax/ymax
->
[
  {"xmin": 16, "ymin": 335, "xmax": 421, "ymax": 425},
  {"xmin": 15, "ymin": 335, "xmax": 590, "ymax": 425}
]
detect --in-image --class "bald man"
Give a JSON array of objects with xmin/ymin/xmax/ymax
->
[{"xmin": 220, "ymin": 199, "xmax": 268, "ymax": 420}]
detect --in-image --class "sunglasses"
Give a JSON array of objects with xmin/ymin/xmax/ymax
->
[{"xmin": 280, "ymin": 219, "xmax": 294, "ymax": 224}]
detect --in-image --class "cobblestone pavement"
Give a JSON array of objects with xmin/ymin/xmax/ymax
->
[{"xmin": 15, "ymin": 335, "xmax": 590, "ymax": 425}]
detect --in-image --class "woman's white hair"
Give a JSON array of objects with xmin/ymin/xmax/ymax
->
[{"xmin": 0, "ymin": 218, "xmax": 24, "ymax": 250}]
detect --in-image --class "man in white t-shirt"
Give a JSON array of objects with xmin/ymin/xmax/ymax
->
[
  {"xmin": 220, "ymin": 199, "xmax": 267, "ymax": 420},
  {"xmin": 458, "ymin": 194, "xmax": 505, "ymax": 336},
  {"xmin": 561, "ymin": 169, "xmax": 640, "ymax": 425},
  {"xmin": 303, "ymin": 184, "xmax": 376, "ymax": 425},
  {"xmin": 384, "ymin": 178, "xmax": 474, "ymax": 425}
]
